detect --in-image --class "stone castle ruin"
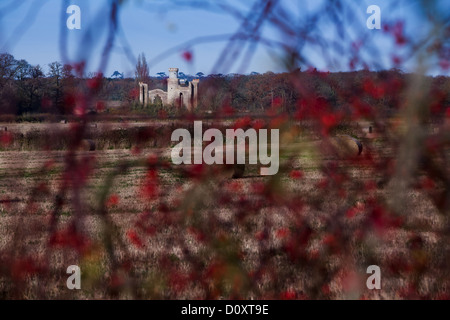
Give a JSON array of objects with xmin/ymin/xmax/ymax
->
[{"xmin": 139, "ymin": 68, "xmax": 199, "ymax": 110}]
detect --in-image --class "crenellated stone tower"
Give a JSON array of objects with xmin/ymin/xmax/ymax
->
[{"xmin": 167, "ymin": 68, "xmax": 180, "ymax": 105}]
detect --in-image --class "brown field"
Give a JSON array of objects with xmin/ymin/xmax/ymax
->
[{"xmin": 0, "ymin": 118, "xmax": 448, "ymax": 300}]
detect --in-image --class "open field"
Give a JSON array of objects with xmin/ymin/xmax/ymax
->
[{"xmin": 0, "ymin": 118, "xmax": 449, "ymax": 299}]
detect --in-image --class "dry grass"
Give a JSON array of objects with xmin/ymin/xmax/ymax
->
[{"xmin": 0, "ymin": 119, "xmax": 448, "ymax": 299}]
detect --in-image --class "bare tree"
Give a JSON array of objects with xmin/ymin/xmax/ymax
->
[
  {"xmin": 135, "ymin": 53, "xmax": 150, "ymax": 84},
  {"xmin": 47, "ymin": 61, "xmax": 64, "ymax": 112},
  {"xmin": 0, "ymin": 53, "xmax": 18, "ymax": 81}
]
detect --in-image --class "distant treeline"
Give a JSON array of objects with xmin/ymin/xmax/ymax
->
[
  {"xmin": 0, "ymin": 53, "xmax": 142, "ymax": 115},
  {"xmin": 197, "ymin": 69, "xmax": 450, "ymax": 119},
  {"xmin": 1, "ymin": 52, "xmax": 449, "ymax": 118}
]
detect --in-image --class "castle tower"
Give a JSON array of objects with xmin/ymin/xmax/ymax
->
[
  {"xmin": 168, "ymin": 67, "xmax": 179, "ymax": 80},
  {"xmin": 190, "ymin": 79, "xmax": 199, "ymax": 110},
  {"xmin": 167, "ymin": 68, "xmax": 179, "ymax": 105},
  {"xmin": 139, "ymin": 82, "xmax": 148, "ymax": 105}
]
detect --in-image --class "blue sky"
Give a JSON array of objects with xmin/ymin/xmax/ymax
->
[{"xmin": 0, "ymin": 0, "xmax": 448, "ymax": 77}]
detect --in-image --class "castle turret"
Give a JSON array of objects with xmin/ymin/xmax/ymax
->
[
  {"xmin": 191, "ymin": 79, "xmax": 199, "ymax": 109},
  {"xmin": 139, "ymin": 82, "xmax": 148, "ymax": 105},
  {"xmin": 167, "ymin": 68, "xmax": 179, "ymax": 104},
  {"xmin": 168, "ymin": 67, "xmax": 179, "ymax": 79}
]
